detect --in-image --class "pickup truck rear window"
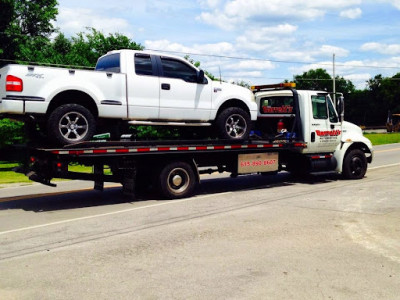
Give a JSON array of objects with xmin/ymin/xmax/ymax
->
[{"xmin": 95, "ymin": 53, "xmax": 121, "ymax": 73}]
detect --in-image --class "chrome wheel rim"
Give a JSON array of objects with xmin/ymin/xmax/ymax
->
[
  {"xmin": 167, "ymin": 168, "xmax": 190, "ymax": 195},
  {"xmin": 225, "ymin": 114, "xmax": 247, "ymax": 138},
  {"xmin": 58, "ymin": 111, "xmax": 89, "ymax": 142}
]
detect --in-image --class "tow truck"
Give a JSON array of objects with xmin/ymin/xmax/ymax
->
[{"xmin": 15, "ymin": 83, "xmax": 373, "ymax": 199}]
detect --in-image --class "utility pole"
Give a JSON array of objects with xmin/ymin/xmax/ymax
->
[{"xmin": 333, "ymin": 53, "xmax": 336, "ymax": 106}]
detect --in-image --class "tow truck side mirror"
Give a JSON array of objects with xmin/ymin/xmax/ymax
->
[{"xmin": 336, "ymin": 95, "xmax": 345, "ymax": 123}]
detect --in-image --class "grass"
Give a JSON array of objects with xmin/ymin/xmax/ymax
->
[
  {"xmin": 0, "ymin": 162, "xmax": 32, "ymax": 185},
  {"xmin": 0, "ymin": 162, "xmax": 92, "ymax": 186},
  {"xmin": 0, "ymin": 162, "xmax": 110, "ymax": 186},
  {"xmin": 363, "ymin": 132, "xmax": 400, "ymax": 145}
]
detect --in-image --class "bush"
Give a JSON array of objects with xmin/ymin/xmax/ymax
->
[{"xmin": 0, "ymin": 119, "xmax": 25, "ymax": 148}]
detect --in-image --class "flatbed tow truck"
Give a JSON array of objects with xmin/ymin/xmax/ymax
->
[{"xmin": 13, "ymin": 83, "xmax": 373, "ymax": 199}]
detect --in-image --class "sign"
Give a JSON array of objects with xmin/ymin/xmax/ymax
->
[{"xmin": 238, "ymin": 152, "xmax": 279, "ymax": 174}]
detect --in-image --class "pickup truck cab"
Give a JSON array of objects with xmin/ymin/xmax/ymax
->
[{"xmin": 0, "ymin": 50, "xmax": 257, "ymax": 145}]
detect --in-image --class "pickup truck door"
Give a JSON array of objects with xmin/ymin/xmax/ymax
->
[
  {"xmin": 127, "ymin": 53, "xmax": 160, "ymax": 119},
  {"xmin": 157, "ymin": 56, "xmax": 212, "ymax": 121},
  {"xmin": 308, "ymin": 94, "xmax": 342, "ymax": 153}
]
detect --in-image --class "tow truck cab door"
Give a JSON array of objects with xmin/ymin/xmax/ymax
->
[{"xmin": 307, "ymin": 92, "xmax": 342, "ymax": 153}]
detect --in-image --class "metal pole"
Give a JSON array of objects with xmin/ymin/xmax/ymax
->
[{"xmin": 333, "ymin": 53, "xmax": 336, "ymax": 106}]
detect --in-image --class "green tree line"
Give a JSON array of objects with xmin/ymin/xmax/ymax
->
[{"xmin": 1, "ymin": 0, "xmax": 399, "ymax": 148}]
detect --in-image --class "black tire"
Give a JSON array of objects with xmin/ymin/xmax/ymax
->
[
  {"xmin": 342, "ymin": 149, "xmax": 367, "ymax": 179},
  {"xmin": 47, "ymin": 104, "xmax": 96, "ymax": 145},
  {"xmin": 215, "ymin": 107, "xmax": 251, "ymax": 140},
  {"xmin": 159, "ymin": 161, "xmax": 197, "ymax": 199}
]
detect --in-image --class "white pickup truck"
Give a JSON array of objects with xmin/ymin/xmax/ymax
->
[{"xmin": 0, "ymin": 50, "xmax": 257, "ymax": 145}]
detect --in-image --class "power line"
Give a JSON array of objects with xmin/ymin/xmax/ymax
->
[{"xmin": 147, "ymin": 49, "xmax": 400, "ymax": 70}]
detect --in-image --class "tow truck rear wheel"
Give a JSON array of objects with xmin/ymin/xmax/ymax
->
[
  {"xmin": 159, "ymin": 161, "xmax": 196, "ymax": 199},
  {"xmin": 342, "ymin": 149, "xmax": 367, "ymax": 179}
]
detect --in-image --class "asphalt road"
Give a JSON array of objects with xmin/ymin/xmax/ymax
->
[{"xmin": 0, "ymin": 144, "xmax": 399, "ymax": 299}]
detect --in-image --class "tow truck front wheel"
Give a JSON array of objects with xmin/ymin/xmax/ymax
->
[
  {"xmin": 342, "ymin": 149, "xmax": 367, "ymax": 179},
  {"xmin": 47, "ymin": 104, "xmax": 96, "ymax": 145},
  {"xmin": 159, "ymin": 161, "xmax": 197, "ymax": 199}
]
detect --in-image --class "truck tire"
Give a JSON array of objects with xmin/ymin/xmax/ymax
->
[
  {"xmin": 342, "ymin": 149, "xmax": 367, "ymax": 179},
  {"xmin": 47, "ymin": 104, "xmax": 96, "ymax": 145},
  {"xmin": 159, "ymin": 161, "xmax": 196, "ymax": 199},
  {"xmin": 215, "ymin": 107, "xmax": 251, "ymax": 140}
]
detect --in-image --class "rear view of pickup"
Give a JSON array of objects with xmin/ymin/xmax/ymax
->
[{"xmin": 0, "ymin": 50, "xmax": 257, "ymax": 145}]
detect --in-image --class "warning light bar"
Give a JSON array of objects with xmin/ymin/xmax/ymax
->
[{"xmin": 251, "ymin": 82, "xmax": 296, "ymax": 92}]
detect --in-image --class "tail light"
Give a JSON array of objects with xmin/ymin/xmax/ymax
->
[{"xmin": 6, "ymin": 75, "xmax": 23, "ymax": 92}]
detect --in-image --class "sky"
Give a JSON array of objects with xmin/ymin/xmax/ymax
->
[{"xmin": 55, "ymin": 0, "xmax": 400, "ymax": 89}]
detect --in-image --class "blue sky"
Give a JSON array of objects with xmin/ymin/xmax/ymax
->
[{"xmin": 56, "ymin": 0, "xmax": 400, "ymax": 89}]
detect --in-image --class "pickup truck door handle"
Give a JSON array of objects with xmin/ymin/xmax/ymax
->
[{"xmin": 161, "ymin": 83, "xmax": 170, "ymax": 90}]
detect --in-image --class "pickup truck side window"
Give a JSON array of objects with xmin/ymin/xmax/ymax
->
[
  {"xmin": 95, "ymin": 53, "xmax": 120, "ymax": 73},
  {"xmin": 311, "ymin": 95, "xmax": 328, "ymax": 119},
  {"xmin": 160, "ymin": 57, "xmax": 198, "ymax": 83},
  {"xmin": 135, "ymin": 54, "xmax": 153, "ymax": 76}
]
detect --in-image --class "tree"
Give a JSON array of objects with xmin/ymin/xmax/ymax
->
[
  {"xmin": 363, "ymin": 73, "xmax": 400, "ymax": 125},
  {"xmin": 0, "ymin": 0, "xmax": 17, "ymax": 64},
  {"xmin": 294, "ymin": 68, "xmax": 332, "ymax": 91},
  {"xmin": 0, "ymin": 0, "xmax": 58, "ymax": 66}
]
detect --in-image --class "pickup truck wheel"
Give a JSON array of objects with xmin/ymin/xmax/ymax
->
[
  {"xmin": 47, "ymin": 104, "xmax": 96, "ymax": 145},
  {"xmin": 215, "ymin": 107, "xmax": 251, "ymax": 140},
  {"xmin": 159, "ymin": 161, "xmax": 196, "ymax": 199},
  {"xmin": 342, "ymin": 149, "xmax": 367, "ymax": 179}
]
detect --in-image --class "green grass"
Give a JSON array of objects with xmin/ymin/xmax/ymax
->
[
  {"xmin": 364, "ymin": 132, "xmax": 400, "ymax": 145},
  {"xmin": 0, "ymin": 162, "xmax": 110, "ymax": 186},
  {"xmin": 0, "ymin": 162, "xmax": 32, "ymax": 185}
]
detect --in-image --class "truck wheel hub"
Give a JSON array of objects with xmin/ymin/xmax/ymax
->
[{"xmin": 172, "ymin": 175, "xmax": 183, "ymax": 186}]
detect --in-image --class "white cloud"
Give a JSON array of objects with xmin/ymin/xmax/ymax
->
[
  {"xmin": 236, "ymin": 24, "xmax": 298, "ymax": 52},
  {"xmin": 197, "ymin": 11, "xmax": 236, "ymax": 31},
  {"xmin": 340, "ymin": 8, "xmax": 362, "ymax": 19},
  {"xmin": 198, "ymin": 0, "xmax": 362, "ymax": 30},
  {"xmin": 319, "ymin": 45, "xmax": 349, "ymax": 57},
  {"xmin": 225, "ymin": 60, "xmax": 276, "ymax": 71},
  {"xmin": 144, "ymin": 39, "xmax": 235, "ymax": 57},
  {"xmin": 57, "ymin": 8, "xmax": 132, "ymax": 37},
  {"xmin": 144, "ymin": 39, "xmax": 194, "ymax": 53},
  {"xmin": 271, "ymin": 51, "xmax": 315, "ymax": 62},
  {"xmin": 361, "ymin": 42, "xmax": 400, "ymax": 55},
  {"xmin": 378, "ymin": 0, "xmax": 400, "ymax": 10}
]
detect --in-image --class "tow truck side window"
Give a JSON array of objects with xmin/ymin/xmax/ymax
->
[
  {"xmin": 312, "ymin": 95, "xmax": 340, "ymax": 122},
  {"xmin": 327, "ymin": 97, "xmax": 339, "ymax": 123},
  {"xmin": 312, "ymin": 95, "xmax": 328, "ymax": 119}
]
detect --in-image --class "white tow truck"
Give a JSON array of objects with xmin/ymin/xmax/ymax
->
[
  {"xmin": 14, "ymin": 83, "xmax": 373, "ymax": 199},
  {"xmin": 0, "ymin": 50, "xmax": 257, "ymax": 145}
]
